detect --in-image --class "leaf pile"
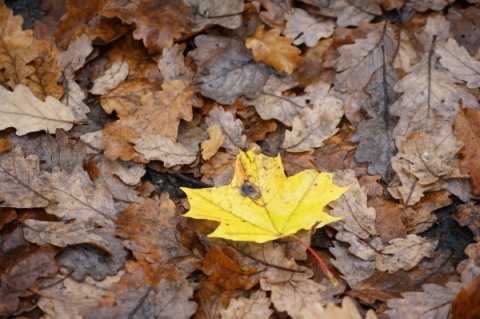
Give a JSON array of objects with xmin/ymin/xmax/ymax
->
[{"xmin": 0, "ymin": 0, "xmax": 479, "ymax": 318}]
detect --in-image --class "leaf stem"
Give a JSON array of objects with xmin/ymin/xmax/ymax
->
[{"xmin": 288, "ymin": 234, "xmax": 339, "ymax": 286}]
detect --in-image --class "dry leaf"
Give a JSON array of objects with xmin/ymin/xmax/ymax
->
[
  {"xmin": 260, "ymin": 277, "xmax": 327, "ymax": 319},
  {"xmin": 100, "ymin": 0, "xmax": 194, "ymax": 52},
  {"xmin": 321, "ymin": 0, "xmax": 382, "ymax": 27},
  {"xmin": 186, "ymin": 0, "xmax": 244, "ymax": 31},
  {"xmin": 90, "ymin": 60, "xmax": 129, "ymax": 95},
  {"xmin": 220, "ymin": 290, "xmax": 273, "ymax": 319},
  {"xmin": 205, "ymin": 105, "xmax": 246, "ymax": 155},
  {"xmin": 0, "ymin": 3, "xmax": 36, "ymax": 88},
  {"xmin": 157, "ymin": 43, "xmax": 194, "ymax": 82},
  {"xmin": 334, "ymin": 23, "xmax": 395, "ymax": 93},
  {"xmin": 284, "ymin": 8, "xmax": 334, "ymax": 47},
  {"xmin": 245, "ymin": 24, "xmax": 303, "ymax": 74},
  {"xmin": 132, "ymin": 134, "xmax": 197, "ymax": 168},
  {"xmin": 282, "ymin": 86, "xmax": 343, "ymax": 152},
  {"xmin": 391, "ymin": 54, "xmax": 478, "ymax": 141},
  {"xmin": 386, "ymin": 282, "xmax": 464, "ymax": 319},
  {"xmin": 0, "ymin": 149, "xmax": 51, "ymax": 208},
  {"xmin": 454, "ymin": 108, "xmax": 480, "ymax": 195},
  {"xmin": 323, "ymin": 297, "xmax": 377, "ymax": 319},
  {"xmin": 450, "ymin": 275, "xmax": 480, "ymax": 319},
  {"xmin": 331, "ymin": 170, "xmax": 377, "ymax": 239},
  {"xmin": 190, "ymin": 35, "xmax": 270, "ymax": 105},
  {"xmin": 117, "ymin": 197, "xmax": 197, "ymax": 269},
  {"xmin": 0, "ymin": 85, "xmax": 75, "ymax": 135},
  {"xmin": 376, "ymin": 234, "xmax": 437, "ymax": 273},
  {"xmin": 23, "ymin": 220, "xmax": 108, "ymax": 248},
  {"xmin": 436, "ymin": 38, "xmax": 480, "ymax": 89},
  {"xmin": 201, "ymin": 125, "xmax": 225, "ymax": 160}
]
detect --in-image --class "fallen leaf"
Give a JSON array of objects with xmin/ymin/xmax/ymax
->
[
  {"xmin": 0, "ymin": 245, "xmax": 59, "ymax": 318},
  {"xmin": 23, "ymin": 219, "xmax": 108, "ymax": 248},
  {"xmin": 334, "ymin": 22, "xmax": 395, "ymax": 93},
  {"xmin": 409, "ymin": 0, "xmax": 450, "ymax": 12},
  {"xmin": 0, "ymin": 85, "xmax": 75, "ymax": 135},
  {"xmin": 260, "ymin": 277, "xmax": 327, "ymax": 319},
  {"xmin": 350, "ymin": 250, "xmax": 457, "ymax": 304},
  {"xmin": 244, "ymin": 74, "xmax": 304, "ymax": 126},
  {"xmin": 0, "ymin": 3, "xmax": 36, "ymax": 88},
  {"xmin": 446, "ymin": 6, "xmax": 480, "ymax": 55},
  {"xmin": 82, "ymin": 261, "xmax": 197, "ymax": 319},
  {"xmin": 26, "ymin": 38, "xmax": 64, "ymax": 100},
  {"xmin": 182, "ymin": 149, "xmax": 348, "ymax": 243},
  {"xmin": 350, "ymin": 65, "xmax": 399, "ymax": 182},
  {"xmin": 282, "ymin": 86, "xmax": 343, "ymax": 152},
  {"xmin": 386, "ymin": 282, "xmax": 464, "ymax": 319},
  {"xmin": 186, "ymin": 0, "xmax": 244, "ymax": 31},
  {"xmin": 205, "ymin": 105, "xmax": 246, "ymax": 154},
  {"xmin": 201, "ymin": 125, "xmax": 225, "ymax": 160},
  {"xmin": 323, "ymin": 297, "xmax": 378, "ymax": 319},
  {"xmin": 100, "ymin": 0, "xmax": 194, "ymax": 52},
  {"xmin": 329, "ymin": 241, "xmax": 376, "ymax": 286},
  {"xmin": 376, "ymin": 234, "xmax": 437, "ymax": 273},
  {"xmin": 284, "ymin": 8, "xmax": 335, "ymax": 47},
  {"xmin": 117, "ymin": 197, "xmax": 198, "ymax": 271},
  {"xmin": 220, "ymin": 290, "xmax": 273, "ymax": 319},
  {"xmin": 450, "ymin": 275, "xmax": 480, "ymax": 319},
  {"xmin": 190, "ymin": 35, "xmax": 270, "ymax": 105},
  {"xmin": 245, "ymin": 24, "xmax": 303, "ymax": 74},
  {"xmin": 331, "ymin": 170, "xmax": 378, "ymax": 239},
  {"xmin": 391, "ymin": 54, "xmax": 478, "ymax": 141},
  {"xmin": 90, "ymin": 60, "xmax": 129, "ymax": 95},
  {"xmin": 454, "ymin": 202, "xmax": 480, "ymax": 240},
  {"xmin": 257, "ymin": 0, "xmax": 292, "ymax": 28},
  {"xmin": 131, "ymin": 134, "xmax": 197, "ymax": 167},
  {"xmin": 201, "ymin": 246, "xmax": 258, "ymax": 291},
  {"xmin": 454, "ymin": 108, "xmax": 480, "ymax": 195},
  {"xmin": 0, "ymin": 148, "xmax": 51, "ymax": 208},
  {"xmin": 436, "ymin": 38, "xmax": 480, "ymax": 89},
  {"xmin": 157, "ymin": 43, "xmax": 194, "ymax": 82},
  {"xmin": 321, "ymin": 0, "xmax": 382, "ymax": 27}
]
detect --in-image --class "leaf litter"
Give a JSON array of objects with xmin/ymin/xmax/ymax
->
[{"xmin": 0, "ymin": 0, "xmax": 479, "ymax": 318}]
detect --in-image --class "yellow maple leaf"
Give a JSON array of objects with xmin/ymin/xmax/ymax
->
[{"xmin": 182, "ymin": 149, "xmax": 348, "ymax": 243}]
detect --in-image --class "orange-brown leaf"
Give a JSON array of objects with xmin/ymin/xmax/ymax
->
[
  {"xmin": 0, "ymin": 3, "xmax": 37, "ymax": 88},
  {"xmin": 245, "ymin": 25, "xmax": 303, "ymax": 74},
  {"xmin": 454, "ymin": 108, "xmax": 480, "ymax": 195}
]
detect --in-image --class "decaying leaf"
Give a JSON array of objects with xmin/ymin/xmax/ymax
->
[
  {"xmin": 186, "ymin": 0, "xmax": 244, "ymax": 31},
  {"xmin": 334, "ymin": 22, "xmax": 395, "ymax": 93},
  {"xmin": 132, "ymin": 134, "xmax": 197, "ymax": 167},
  {"xmin": 391, "ymin": 54, "xmax": 478, "ymax": 141},
  {"xmin": 205, "ymin": 105, "xmax": 246, "ymax": 154},
  {"xmin": 436, "ymin": 38, "xmax": 480, "ymax": 89},
  {"xmin": 0, "ymin": 3, "xmax": 36, "ymax": 88},
  {"xmin": 182, "ymin": 149, "xmax": 348, "ymax": 243},
  {"xmin": 245, "ymin": 24, "xmax": 303, "ymax": 74},
  {"xmin": 201, "ymin": 125, "xmax": 225, "ymax": 160},
  {"xmin": 284, "ymin": 8, "xmax": 335, "ymax": 47},
  {"xmin": 0, "ymin": 85, "xmax": 75, "ymax": 135},
  {"xmin": 454, "ymin": 108, "xmax": 480, "ymax": 195},
  {"xmin": 321, "ymin": 0, "xmax": 382, "ymax": 27},
  {"xmin": 90, "ymin": 60, "xmax": 129, "ymax": 95},
  {"xmin": 260, "ymin": 277, "xmax": 327, "ymax": 319},
  {"xmin": 386, "ymin": 282, "xmax": 464, "ymax": 319},
  {"xmin": 282, "ymin": 85, "xmax": 343, "ymax": 152},
  {"xmin": 376, "ymin": 234, "xmax": 437, "ymax": 273},
  {"xmin": 190, "ymin": 35, "xmax": 270, "ymax": 105},
  {"xmin": 220, "ymin": 290, "xmax": 273, "ymax": 319},
  {"xmin": 323, "ymin": 297, "xmax": 378, "ymax": 319}
]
